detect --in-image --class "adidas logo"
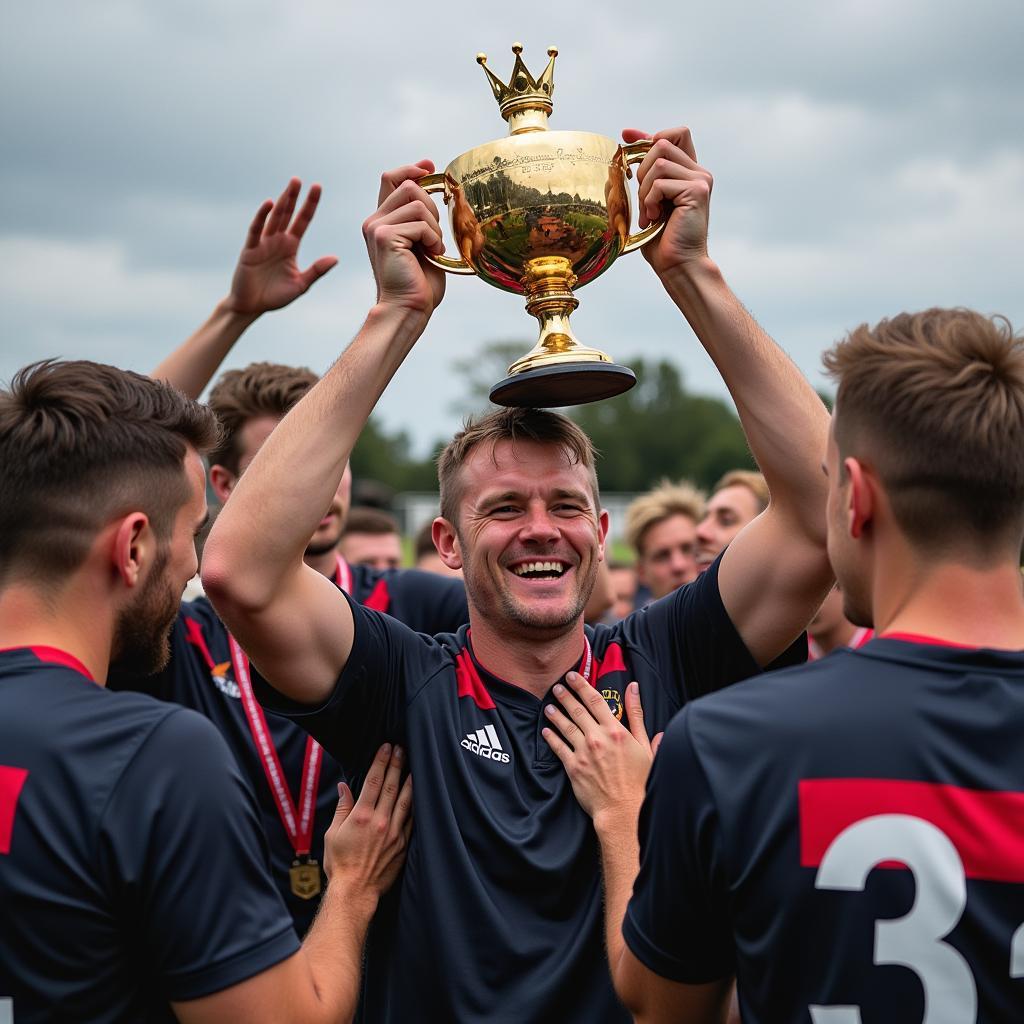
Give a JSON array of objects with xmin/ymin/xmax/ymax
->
[{"xmin": 461, "ymin": 724, "xmax": 510, "ymax": 764}]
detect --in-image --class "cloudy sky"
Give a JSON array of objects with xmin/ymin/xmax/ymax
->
[{"xmin": 2, "ymin": 0, "xmax": 1021, "ymax": 453}]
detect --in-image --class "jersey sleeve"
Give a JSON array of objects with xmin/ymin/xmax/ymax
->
[
  {"xmin": 616, "ymin": 552, "xmax": 763, "ymax": 703},
  {"xmin": 622, "ymin": 706, "xmax": 735, "ymax": 984},
  {"xmin": 395, "ymin": 570, "xmax": 469, "ymax": 635},
  {"xmin": 251, "ymin": 591, "xmax": 435, "ymax": 783},
  {"xmin": 98, "ymin": 707, "xmax": 299, "ymax": 1001}
]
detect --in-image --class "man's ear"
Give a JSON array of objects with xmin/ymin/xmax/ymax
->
[
  {"xmin": 597, "ymin": 508, "xmax": 610, "ymax": 563},
  {"xmin": 110, "ymin": 513, "xmax": 152, "ymax": 589},
  {"xmin": 208, "ymin": 464, "xmax": 237, "ymax": 504},
  {"xmin": 844, "ymin": 457, "xmax": 874, "ymax": 541},
  {"xmin": 432, "ymin": 517, "xmax": 463, "ymax": 571}
]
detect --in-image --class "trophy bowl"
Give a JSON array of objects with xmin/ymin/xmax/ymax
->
[{"xmin": 419, "ymin": 45, "xmax": 663, "ymax": 408}]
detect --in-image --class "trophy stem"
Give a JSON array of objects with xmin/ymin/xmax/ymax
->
[{"xmin": 506, "ymin": 256, "xmax": 614, "ymax": 377}]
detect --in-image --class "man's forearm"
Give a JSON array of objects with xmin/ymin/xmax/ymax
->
[
  {"xmin": 203, "ymin": 303, "xmax": 427, "ymax": 605},
  {"xmin": 152, "ymin": 299, "xmax": 258, "ymax": 399},
  {"xmin": 661, "ymin": 258, "xmax": 829, "ymax": 520},
  {"xmin": 301, "ymin": 881, "xmax": 379, "ymax": 1022},
  {"xmin": 594, "ymin": 811, "xmax": 642, "ymax": 973}
]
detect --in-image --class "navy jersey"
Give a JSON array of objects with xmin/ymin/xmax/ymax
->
[
  {"xmin": 0, "ymin": 647, "xmax": 298, "ymax": 1023},
  {"xmin": 254, "ymin": 554, "xmax": 799, "ymax": 1022},
  {"xmin": 109, "ymin": 559, "xmax": 467, "ymax": 936},
  {"xmin": 624, "ymin": 637, "xmax": 1024, "ymax": 1023}
]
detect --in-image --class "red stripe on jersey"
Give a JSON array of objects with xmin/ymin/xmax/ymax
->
[
  {"xmin": 363, "ymin": 578, "xmax": 391, "ymax": 613},
  {"xmin": 879, "ymin": 632, "xmax": 979, "ymax": 649},
  {"xmin": 183, "ymin": 619, "xmax": 217, "ymax": 671},
  {"xmin": 799, "ymin": 778, "xmax": 1024, "ymax": 882},
  {"xmin": 0, "ymin": 766, "xmax": 29, "ymax": 854},
  {"xmin": 454, "ymin": 649, "xmax": 496, "ymax": 710},
  {"xmin": 596, "ymin": 642, "xmax": 626, "ymax": 679},
  {"xmin": 23, "ymin": 646, "xmax": 95, "ymax": 682}
]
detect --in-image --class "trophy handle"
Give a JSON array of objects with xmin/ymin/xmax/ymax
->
[
  {"xmin": 416, "ymin": 173, "xmax": 477, "ymax": 274},
  {"xmin": 619, "ymin": 142, "xmax": 667, "ymax": 255}
]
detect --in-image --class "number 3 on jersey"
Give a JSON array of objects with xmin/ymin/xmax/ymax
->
[
  {"xmin": 799, "ymin": 779, "xmax": 1024, "ymax": 1024},
  {"xmin": 0, "ymin": 765, "xmax": 28, "ymax": 855}
]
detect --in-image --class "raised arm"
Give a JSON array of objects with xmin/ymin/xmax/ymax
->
[
  {"xmin": 153, "ymin": 179, "xmax": 338, "ymax": 398},
  {"xmin": 625, "ymin": 125, "xmax": 832, "ymax": 666},
  {"xmin": 201, "ymin": 162, "xmax": 445, "ymax": 704}
]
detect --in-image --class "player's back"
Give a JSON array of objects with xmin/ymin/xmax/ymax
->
[
  {"xmin": 0, "ymin": 645, "xmax": 298, "ymax": 1022},
  {"xmin": 684, "ymin": 636, "xmax": 1024, "ymax": 1023}
]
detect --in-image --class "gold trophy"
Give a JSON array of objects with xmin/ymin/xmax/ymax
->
[{"xmin": 419, "ymin": 44, "xmax": 664, "ymax": 407}]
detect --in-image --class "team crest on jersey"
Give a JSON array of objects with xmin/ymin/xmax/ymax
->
[
  {"xmin": 210, "ymin": 662, "xmax": 240, "ymax": 699},
  {"xmin": 601, "ymin": 687, "xmax": 624, "ymax": 721}
]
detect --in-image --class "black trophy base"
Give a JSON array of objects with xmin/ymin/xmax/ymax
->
[{"xmin": 489, "ymin": 362, "xmax": 637, "ymax": 409}]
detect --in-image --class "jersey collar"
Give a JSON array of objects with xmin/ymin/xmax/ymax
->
[{"xmin": 0, "ymin": 645, "xmax": 96, "ymax": 683}]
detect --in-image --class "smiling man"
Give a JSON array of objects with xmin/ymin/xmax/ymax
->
[{"xmin": 203, "ymin": 124, "xmax": 831, "ymax": 1021}]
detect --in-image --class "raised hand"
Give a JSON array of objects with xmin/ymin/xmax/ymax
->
[
  {"xmin": 324, "ymin": 743, "xmax": 413, "ymax": 900},
  {"xmin": 362, "ymin": 161, "xmax": 446, "ymax": 316},
  {"xmin": 224, "ymin": 178, "xmax": 338, "ymax": 316},
  {"xmin": 621, "ymin": 126, "xmax": 713, "ymax": 278},
  {"xmin": 542, "ymin": 673, "xmax": 662, "ymax": 829}
]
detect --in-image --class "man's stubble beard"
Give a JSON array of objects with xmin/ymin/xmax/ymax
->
[
  {"xmin": 459, "ymin": 533, "xmax": 597, "ymax": 635},
  {"xmin": 110, "ymin": 546, "xmax": 182, "ymax": 678},
  {"xmin": 304, "ymin": 520, "xmax": 345, "ymax": 559}
]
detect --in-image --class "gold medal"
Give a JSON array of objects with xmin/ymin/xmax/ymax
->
[{"xmin": 289, "ymin": 858, "xmax": 322, "ymax": 900}]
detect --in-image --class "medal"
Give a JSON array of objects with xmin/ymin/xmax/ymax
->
[
  {"xmin": 289, "ymin": 857, "xmax": 323, "ymax": 900},
  {"xmin": 230, "ymin": 636, "xmax": 325, "ymax": 902}
]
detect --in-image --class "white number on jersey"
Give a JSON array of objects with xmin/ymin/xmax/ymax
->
[{"xmin": 809, "ymin": 813, "xmax": 976, "ymax": 1024}]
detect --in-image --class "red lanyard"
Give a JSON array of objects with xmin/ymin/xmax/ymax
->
[
  {"xmin": 226, "ymin": 552, "xmax": 351, "ymax": 859},
  {"xmin": 334, "ymin": 553, "xmax": 352, "ymax": 594},
  {"xmin": 229, "ymin": 636, "xmax": 321, "ymax": 857},
  {"xmin": 579, "ymin": 635, "xmax": 593, "ymax": 684}
]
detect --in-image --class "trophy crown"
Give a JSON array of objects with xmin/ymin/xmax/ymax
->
[{"xmin": 477, "ymin": 43, "xmax": 558, "ymax": 134}]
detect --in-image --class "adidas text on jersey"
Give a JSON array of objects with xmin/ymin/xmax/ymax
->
[{"xmin": 461, "ymin": 724, "xmax": 510, "ymax": 763}]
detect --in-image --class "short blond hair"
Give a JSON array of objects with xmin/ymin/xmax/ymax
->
[
  {"xmin": 824, "ymin": 308, "xmax": 1024, "ymax": 551},
  {"xmin": 712, "ymin": 469, "xmax": 769, "ymax": 513},
  {"xmin": 625, "ymin": 479, "xmax": 706, "ymax": 555}
]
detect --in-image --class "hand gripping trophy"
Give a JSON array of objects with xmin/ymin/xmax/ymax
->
[{"xmin": 419, "ymin": 43, "xmax": 664, "ymax": 407}]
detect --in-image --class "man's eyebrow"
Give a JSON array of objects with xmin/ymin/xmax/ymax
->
[{"xmin": 476, "ymin": 490, "xmax": 523, "ymax": 507}]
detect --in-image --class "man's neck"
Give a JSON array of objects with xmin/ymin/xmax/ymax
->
[
  {"xmin": 468, "ymin": 614, "xmax": 586, "ymax": 700},
  {"xmin": 875, "ymin": 557, "xmax": 1024, "ymax": 649},
  {"xmin": 0, "ymin": 582, "xmax": 112, "ymax": 685},
  {"xmin": 810, "ymin": 619, "xmax": 857, "ymax": 656},
  {"xmin": 304, "ymin": 547, "xmax": 340, "ymax": 581}
]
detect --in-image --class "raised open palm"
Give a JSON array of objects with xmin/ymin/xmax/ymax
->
[{"xmin": 226, "ymin": 178, "xmax": 338, "ymax": 315}]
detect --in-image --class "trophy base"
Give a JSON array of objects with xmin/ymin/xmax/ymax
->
[{"xmin": 489, "ymin": 362, "xmax": 637, "ymax": 409}]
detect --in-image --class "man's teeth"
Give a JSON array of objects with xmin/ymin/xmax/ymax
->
[{"xmin": 512, "ymin": 561, "xmax": 566, "ymax": 577}]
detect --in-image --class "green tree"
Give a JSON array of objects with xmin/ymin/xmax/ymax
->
[
  {"xmin": 350, "ymin": 415, "xmax": 439, "ymax": 493},
  {"xmin": 571, "ymin": 358, "xmax": 754, "ymax": 491}
]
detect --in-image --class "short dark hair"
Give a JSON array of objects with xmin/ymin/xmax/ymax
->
[
  {"xmin": 0, "ymin": 360, "xmax": 220, "ymax": 586},
  {"xmin": 207, "ymin": 361, "xmax": 318, "ymax": 474},
  {"xmin": 341, "ymin": 506, "xmax": 400, "ymax": 538},
  {"xmin": 437, "ymin": 407, "xmax": 599, "ymax": 525},
  {"xmin": 823, "ymin": 308, "xmax": 1024, "ymax": 554}
]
